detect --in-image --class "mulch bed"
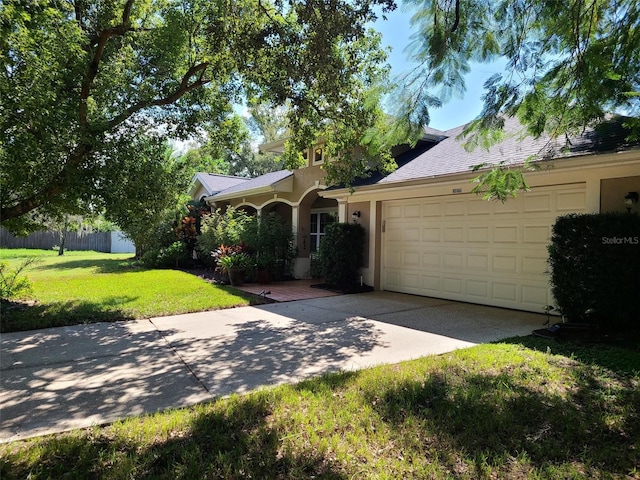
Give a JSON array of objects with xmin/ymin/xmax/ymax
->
[{"xmin": 534, "ymin": 322, "xmax": 640, "ymax": 348}]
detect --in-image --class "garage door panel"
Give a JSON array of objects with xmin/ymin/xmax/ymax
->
[
  {"xmin": 494, "ymin": 201, "xmax": 519, "ymax": 214},
  {"xmin": 493, "ymin": 255, "xmax": 518, "ymax": 273},
  {"xmin": 468, "ymin": 199, "xmax": 492, "ymax": 215},
  {"xmin": 523, "ymin": 225, "xmax": 551, "ymax": 243},
  {"xmin": 443, "ymin": 253, "xmax": 464, "ymax": 268},
  {"xmin": 466, "ymin": 279, "xmax": 489, "ymax": 298},
  {"xmin": 444, "ymin": 201, "xmax": 465, "ymax": 216},
  {"xmin": 522, "ymin": 255, "xmax": 548, "ymax": 275},
  {"xmin": 404, "ymin": 227, "xmax": 421, "ymax": 242},
  {"xmin": 404, "ymin": 203, "xmax": 422, "ymax": 218},
  {"xmin": 557, "ymin": 191, "xmax": 586, "ymax": 211},
  {"xmin": 423, "ymin": 251, "xmax": 441, "ymax": 267},
  {"xmin": 443, "ymin": 227, "xmax": 464, "ymax": 242},
  {"xmin": 385, "ymin": 227, "xmax": 403, "ymax": 242},
  {"xmin": 403, "ymin": 250, "xmax": 421, "ymax": 267},
  {"xmin": 468, "ymin": 227, "xmax": 490, "ymax": 242},
  {"xmin": 492, "ymin": 282, "xmax": 518, "ymax": 302},
  {"xmin": 423, "ymin": 227, "xmax": 441, "ymax": 242},
  {"xmin": 494, "ymin": 226, "xmax": 519, "ymax": 243},
  {"xmin": 382, "ymin": 184, "xmax": 586, "ymax": 312},
  {"xmin": 422, "ymin": 274, "xmax": 442, "ymax": 292},
  {"xmin": 467, "ymin": 254, "xmax": 489, "ymax": 270},
  {"xmin": 524, "ymin": 193, "xmax": 552, "ymax": 212},
  {"xmin": 522, "ymin": 284, "xmax": 551, "ymax": 307},
  {"xmin": 423, "ymin": 203, "xmax": 442, "ymax": 217}
]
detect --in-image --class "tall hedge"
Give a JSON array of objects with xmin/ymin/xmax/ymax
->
[
  {"xmin": 318, "ymin": 222, "xmax": 366, "ymax": 287},
  {"xmin": 548, "ymin": 213, "xmax": 640, "ymax": 327}
]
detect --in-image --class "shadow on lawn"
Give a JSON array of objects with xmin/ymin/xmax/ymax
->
[
  {"xmin": 0, "ymin": 394, "xmax": 349, "ymax": 480},
  {"xmin": 500, "ymin": 335, "xmax": 640, "ymax": 376},
  {"xmin": 0, "ymin": 296, "xmax": 138, "ymax": 333},
  {"xmin": 365, "ymin": 354, "xmax": 640, "ymax": 477},
  {"xmin": 30, "ymin": 257, "xmax": 140, "ymax": 274}
]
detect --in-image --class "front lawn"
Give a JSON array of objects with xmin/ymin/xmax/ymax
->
[
  {"xmin": 0, "ymin": 339, "xmax": 638, "ymax": 479},
  {"xmin": 0, "ymin": 249, "xmax": 255, "ymax": 332}
]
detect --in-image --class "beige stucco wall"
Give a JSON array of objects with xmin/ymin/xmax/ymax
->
[
  {"xmin": 345, "ymin": 202, "xmax": 371, "ymax": 269},
  {"xmin": 192, "ymin": 185, "xmax": 210, "ymax": 202},
  {"xmin": 600, "ymin": 175, "xmax": 640, "ymax": 213}
]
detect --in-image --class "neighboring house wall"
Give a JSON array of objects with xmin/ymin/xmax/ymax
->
[{"xmin": 110, "ymin": 231, "xmax": 136, "ymax": 254}]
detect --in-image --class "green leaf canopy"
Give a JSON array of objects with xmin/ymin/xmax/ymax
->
[{"xmin": 0, "ymin": 0, "xmax": 396, "ymax": 230}]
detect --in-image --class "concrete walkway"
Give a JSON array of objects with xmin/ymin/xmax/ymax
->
[{"xmin": 0, "ymin": 292, "xmax": 544, "ymax": 443}]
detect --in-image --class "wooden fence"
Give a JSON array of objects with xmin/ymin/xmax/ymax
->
[{"xmin": 0, "ymin": 228, "xmax": 112, "ymax": 252}]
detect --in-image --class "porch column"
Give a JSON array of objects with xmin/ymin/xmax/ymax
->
[
  {"xmin": 337, "ymin": 199, "xmax": 348, "ymax": 222},
  {"xmin": 291, "ymin": 205, "xmax": 310, "ymax": 279},
  {"xmin": 291, "ymin": 205, "xmax": 299, "ymax": 247}
]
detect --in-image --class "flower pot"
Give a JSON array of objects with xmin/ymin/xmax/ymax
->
[
  {"xmin": 257, "ymin": 269, "xmax": 272, "ymax": 284},
  {"xmin": 227, "ymin": 268, "xmax": 244, "ymax": 286}
]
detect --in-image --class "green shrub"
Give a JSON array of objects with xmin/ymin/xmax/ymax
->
[
  {"xmin": 0, "ymin": 258, "xmax": 37, "ymax": 300},
  {"xmin": 196, "ymin": 208, "xmax": 252, "ymax": 266},
  {"xmin": 318, "ymin": 222, "xmax": 365, "ymax": 287},
  {"xmin": 140, "ymin": 242, "xmax": 192, "ymax": 269},
  {"xmin": 548, "ymin": 213, "xmax": 640, "ymax": 327}
]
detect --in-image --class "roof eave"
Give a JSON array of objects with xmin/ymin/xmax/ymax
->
[
  {"xmin": 319, "ymin": 149, "xmax": 640, "ymax": 199},
  {"xmin": 207, "ymin": 175, "xmax": 294, "ymax": 202},
  {"xmin": 259, "ymin": 138, "xmax": 287, "ymax": 153}
]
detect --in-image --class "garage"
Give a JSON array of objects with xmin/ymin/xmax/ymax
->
[{"xmin": 381, "ymin": 183, "xmax": 587, "ymax": 312}]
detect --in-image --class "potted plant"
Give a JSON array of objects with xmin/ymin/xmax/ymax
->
[
  {"xmin": 255, "ymin": 253, "xmax": 276, "ymax": 284},
  {"xmin": 212, "ymin": 244, "xmax": 251, "ymax": 286}
]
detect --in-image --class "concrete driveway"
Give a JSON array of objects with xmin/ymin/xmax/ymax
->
[{"xmin": 0, "ymin": 292, "xmax": 544, "ymax": 442}]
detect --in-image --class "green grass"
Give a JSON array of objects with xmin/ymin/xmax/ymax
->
[
  {"xmin": 0, "ymin": 249, "xmax": 255, "ymax": 332},
  {"xmin": 1, "ymin": 338, "xmax": 638, "ymax": 479}
]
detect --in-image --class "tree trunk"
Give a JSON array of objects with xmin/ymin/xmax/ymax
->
[{"xmin": 58, "ymin": 216, "xmax": 70, "ymax": 256}]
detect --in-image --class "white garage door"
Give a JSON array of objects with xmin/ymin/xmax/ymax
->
[{"xmin": 382, "ymin": 184, "xmax": 587, "ymax": 312}]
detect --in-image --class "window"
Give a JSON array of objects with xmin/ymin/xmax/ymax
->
[
  {"xmin": 310, "ymin": 211, "xmax": 337, "ymax": 252},
  {"xmin": 313, "ymin": 147, "xmax": 324, "ymax": 165}
]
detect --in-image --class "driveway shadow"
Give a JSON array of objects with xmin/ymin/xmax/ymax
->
[
  {"xmin": 258, "ymin": 292, "xmax": 546, "ymax": 345},
  {"xmin": 154, "ymin": 313, "xmax": 388, "ymax": 397},
  {"xmin": 1, "ymin": 297, "xmax": 139, "ymax": 333},
  {"xmin": 0, "ymin": 321, "xmax": 210, "ymax": 442}
]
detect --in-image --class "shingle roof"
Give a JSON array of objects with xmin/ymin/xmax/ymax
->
[
  {"xmin": 210, "ymin": 169, "xmax": 294, "ymax": 198},
  {"xmin": 196, "ymin": 173, "xmax": 248, "ymax": 195},
  {"xmin": 378, "ymin": 115, "xmax": 637, "ymax": 185}
]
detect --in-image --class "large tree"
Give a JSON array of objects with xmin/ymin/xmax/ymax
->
[
  {"xmin": 398, "ymin": 0, "xmax": 640, "ymax": 145},
  {"xmin": 0, "ymin": 0, "xmax": 396, "ymax": 231},
  {"xmin": 226, "ymin": 101, "xmax": 289, "ymax": 177}
]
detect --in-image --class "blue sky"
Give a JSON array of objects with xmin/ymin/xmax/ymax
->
[{"xmin": 374, "ymin": 5, "xmax": 505, "ymax": 131}]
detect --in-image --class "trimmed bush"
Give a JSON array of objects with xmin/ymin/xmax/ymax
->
[
  {"xmin": 318, "ymin": 222, "xmax": 365, "ymax": 287},
  {"xmin": 548, "ymin": 213, "xmax": 640, "ymax": 327}
]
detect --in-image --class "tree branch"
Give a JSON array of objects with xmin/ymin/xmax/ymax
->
[
  {"xmin": 450, "ymin": 0, "xmax": 460, "ymax": 33},
  {"xmin": 79, "ymin": 0, "xmax": 135, "ymax": 127},
  {"xmin": 103, "ymin": 63, "xmax": 211, "ymax": 131},
  {"xmin": 1, "ymin": 144, "xmax": 91, "ymax": 221}
]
